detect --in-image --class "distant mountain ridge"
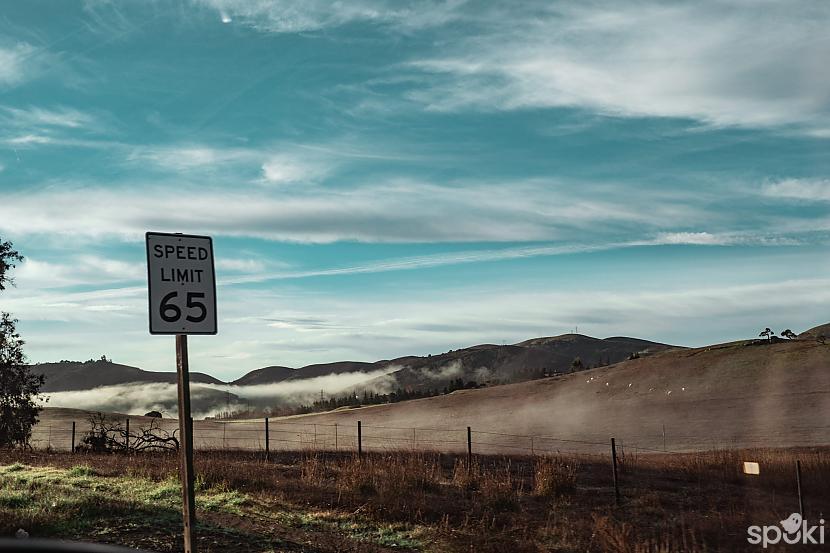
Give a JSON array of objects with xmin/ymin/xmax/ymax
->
[
  {"xmin": 32, "ymin": 333, "xmax": 680, "ymax": 393},
  {"xmin": 35, "ymin": 359, "xmax": 223, "ymax": 393}
]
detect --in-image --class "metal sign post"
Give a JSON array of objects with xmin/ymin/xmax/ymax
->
[{"xmin": 146, "ymin": 232, "xmax": 218, "ymax": 553}]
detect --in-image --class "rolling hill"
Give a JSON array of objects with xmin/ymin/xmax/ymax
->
[
  {"xmin": 33, "ymin": 323, "xmax": 830, "ymax": 453},
  {"xmin": 34, "ymin": 359, "xmax": 223, "ymax": 392},
  {"xmin": 231, "ymin": 361, "xmax": 379, "ymax": 386},
  {"xmin": 280, "ymin": 324, "xmax": 830, "ymax": 452},
  {"xmin": 33, "ymin": 334, "xmax": 677, "ymax": 394},
  {"xmin": 375, "ymin": 333, "xmax": 677, "ymax": 390}
]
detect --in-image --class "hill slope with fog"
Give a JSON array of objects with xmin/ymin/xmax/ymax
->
[
  {"xmin": 283, "ymin": 324, "xmax": 830, "ymax": 452},
  {"xmin": 31, "ymin": 333, "xmax": 677, "ymax": 418},
  {"xmin": 33, "ymin": 334, "xmax": 678, "ymax": 393}
]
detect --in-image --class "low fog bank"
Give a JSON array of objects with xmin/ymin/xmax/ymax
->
[{"xmin": 42, "ymin": 367, "xmax": 399, "ymax": 419}]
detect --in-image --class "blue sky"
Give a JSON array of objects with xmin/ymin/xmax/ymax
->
[{"xmin": 1, "ymin": 0, "xmax": 828, "ymax": 380}]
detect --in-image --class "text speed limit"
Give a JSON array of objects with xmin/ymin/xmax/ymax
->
[{"xmin": 146, "ymin": 232, "xmax": 217, "ymax": 335}]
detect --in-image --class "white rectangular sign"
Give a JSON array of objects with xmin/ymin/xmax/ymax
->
[{"xmin": 146, "ymin": 232, "xmax": 217, "ymax": 335}]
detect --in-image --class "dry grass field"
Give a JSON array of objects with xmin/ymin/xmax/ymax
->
[
  {"xmin": 1, "ymin": 446, "xmax": 828, "ymax": 552},
  {"xmin": 282, "ymin": 339, "xmax": 830, "ymax": 453}
]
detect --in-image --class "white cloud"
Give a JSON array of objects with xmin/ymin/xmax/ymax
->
[
  {"xmin": 6, "ymin": 134, "xmax": 54, "ymax": 146},
  {"xmin": 1, "ymin": 106, "xmax": 96, "ymax": 129},
  {"xmin": 215, "ymin": 257, "xmax": 268, "ymax": 273},
  {"xmin": 126, "ymin": 143, "xmax": 342, "ymax": 184},
  {"xmin": 261, "ymin": 154, "xmax": 328, "ymax": 184},
  {"xmin": 0, "ymin": 179, "xmax": 713, "ymax": 243},
  {"xmin": 402, "ymin": 1, "xmax": 830, "ymax": 131},
  {"xmin": 0, "ymin": 106, "xmax": 106, "ymax": 149},
  {"xmin": 763, "ymin": 178, "xmax": 830, "ymax": 202},
  {"xmin": 0, "ymin": 43, "xmax": 36, "ymax": 85},
  {"xmin": 14, "ymin": 256, "xmax": 143, "ymax": 290},
  {"xmin": 5, "ymin": 174, "xmax": 825, "ymax": 247},
  {"xmin": 655, "ymin": 232, "xmax": 731, "ymax": 246},
  {"xmin": 193, "ymin": 0, "xmax": 464, "ymax": 33},
  {"xmin": 3, "ymin": 285, "xmax": 145, "ymax": 325},
  {"xmin": 126, "ymin": 145, "xmax": 255, "ymax": 171}
]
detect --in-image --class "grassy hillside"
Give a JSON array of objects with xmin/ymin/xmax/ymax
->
[
  {"xmin": 34, "ymin": 359, "xmax": 222, "ymax": 392},
  {"xmin": 286, "ymin": 335, "xmax": 830, "ymax": 452}
]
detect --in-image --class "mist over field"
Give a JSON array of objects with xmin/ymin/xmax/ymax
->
[{"xmin": 43, "ymin": 368, "xmax": 399, "ymax": 418}]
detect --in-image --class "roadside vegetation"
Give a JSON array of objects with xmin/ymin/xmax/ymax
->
[{"xmin": 2, "ymin": 447, "xmax": 828, "ymax": 552}]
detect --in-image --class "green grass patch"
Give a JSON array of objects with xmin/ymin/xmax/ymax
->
[
  {"xmin": 66, "ymin": 465, "xmax": 98, "ymax": 478},
  {"xmin": 270, "ymin": 507, "xmax": 424, "ymax": 549},
  {"xmin": 0, "ymin": 490, "xmax": 31, "ymax": 509},
  {"xmin": 0, "ymin": 464, "xmax": 255, "ymax": 537},
  {"xmin": 0, "ymin": 463, "xmax": 427, "ymax": 550}
]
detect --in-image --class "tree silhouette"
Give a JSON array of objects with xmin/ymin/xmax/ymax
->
[
  {"xmin": 781, "ymin": 329, "xmax": 797, "ymax": 340},
  {"xmin": 0, "ymin": 239, "xmax": 23, "ymax": 291},
  {"xmin": 759, "ymin": 328, "xmax": 774, "ymax": 343},
  {"xmin": 1, "ymin": 238, "xmax": 45, "ymax": 448}
]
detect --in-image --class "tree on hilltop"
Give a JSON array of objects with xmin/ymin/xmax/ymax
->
[
  {"xmin": 781, "ymin": 329, "xmax": 797, "ymax": 340},
  {"xmin": 759, "ymin": 328, "xmax": 774, "ymax": 343}
]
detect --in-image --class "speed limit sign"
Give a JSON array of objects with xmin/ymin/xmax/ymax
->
[{"xmin": 146, "ymin": 232, "xmax": 217, "ymax": 335}]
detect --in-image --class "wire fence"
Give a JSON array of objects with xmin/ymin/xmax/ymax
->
[{"xmin": 27, "ymin": 416, "xmax": 830, "ymax": 457}]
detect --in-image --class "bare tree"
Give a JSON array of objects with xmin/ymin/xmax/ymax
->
[{"xmin": 79, "ymin": 412, "xmax": 178, "ymax": 453}]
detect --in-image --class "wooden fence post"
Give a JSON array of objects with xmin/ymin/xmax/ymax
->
[
  {"xmin": 357, "ymin": 420, "xmax": 362, "ymax": 459},
  {"xmin": 125, "ymin": 418, "xmax": 130, "ymax": 450},
  {"xmin": 467, "ymin": 427, "xmax": 472, "ymax": 472},
  {"xmin": 264, "ymin": 417, "xmax": 269, "ymax": 461},
  {"xmin": 796, "ymin": 459, "xmax": 804, "ymax": 517},
  {"xmin": 611, "ymin": 437, "xmax": 620, "ymax": 506},
  {"xmin": 71, "ymin": 421, "xmax": 76, "ymax": 453}
]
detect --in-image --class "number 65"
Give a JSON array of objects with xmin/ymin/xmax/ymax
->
[{"xmin": 160, "ymin": 291, "xmax": 207, "ymax": 323}]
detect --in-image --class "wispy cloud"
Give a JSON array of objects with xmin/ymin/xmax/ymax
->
[
  {"xmin": 0, "ymin": 105, "xmax": 107, "ymax": 149},
  {"xmin": 400, "ymin": 1, "xmax": 830, "ymax": 131},
  {"xmin": 193, "ymin": 0, "xmax": 465, "ymax": 33},
  {"xmin": 261, "ymin": 153, "xmax": 330, "ymax": 185},
  {"xmin": 215, "ymin": 257, "xmax": 269, "ymax": 273},
  {"xmin": 763, "ymin": 178, "xmax": 830, "ymax": 202},
  {"xmin": 125, "ymin": 142, "xmax": 349, "ymax": 184},
  {"xmin": 3, "ymin": 175, "xmax": 824, "ymax": 245},
  {"xmin": 222, "ymin": 231, "xmax": 806, "ymax": 286},
  {"xmin": 1, "ymin": 106, "xmax": 97, "ymax": 129},
  {"xmin": 0, "ymin": 43, "xmax": 37, "ymax": 85},
  {"xmin": 14, "ymin": 256, "xmax": 143, "ymax": 290},
  {"xmin": 5, "ymin": 134, "xmax": 54, "ymax": 146},
  {"xmin": 126, "ymin": 144, "xmax": 256, "ymax": 172}
]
